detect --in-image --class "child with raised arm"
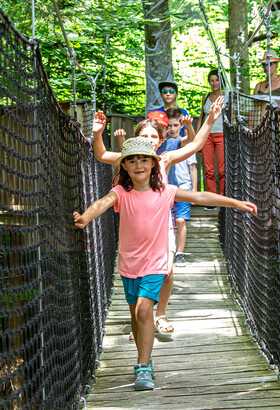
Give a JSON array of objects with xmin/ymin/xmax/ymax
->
[
  {"xmin": 74, "ymin": 137, "xmax": 257, "ymax": 391},
  {"xmin": 114, "ymin": 110, "xmax": 194, "ymax": 150},
  {"xmin": 92, "ymin": 97, "xmax": 223, "ymax": 336},
  {"xmin": 164, "ymin": 107, "xmax": 198, "ymax": 267}
]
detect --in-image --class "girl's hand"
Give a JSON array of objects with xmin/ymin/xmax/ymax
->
[
  {"xmin": 237, "ymin": 201, "xmax": 257, "ymax": 215},
  {"xmin": 93, "ymin": 111, "xmax": 106, "ymax": 134},
  {"xmin": 182, "ymin": 115, "xmax": 193, "ymax": 127},
  {"xmin": 114, "ymin": 128, "xmax": 126, "ymax": 137},
  {"xmin": 73, "ymin": 211, "xmax": 87, "ymax": 229},
  {"xmin": 208, "ymin": 96, "xmax": 224, "ymax": 122}
]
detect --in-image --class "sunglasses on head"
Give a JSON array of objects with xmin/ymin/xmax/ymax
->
[{"xmin": 161, "ymin": 89, "xmax": 176, "ymax": 94}]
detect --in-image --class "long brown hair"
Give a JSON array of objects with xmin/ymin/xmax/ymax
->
[{"xmin": 112, "ymin": 154, "xmax": 165, "ymax": 192}]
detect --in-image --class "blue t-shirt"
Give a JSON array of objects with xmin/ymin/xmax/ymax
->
[
  {"xmin": 156, "ymin": 106, "xmax": 188, "ymax": 137},
  {"xmin": 156, "ymin": 138, "xmax": 181, "ymax": 186},
  {"xmin": 156, "ymin": 137, "xmax": 181, "ymax": 155}
]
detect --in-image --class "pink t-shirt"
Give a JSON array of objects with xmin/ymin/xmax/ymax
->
[{"xmin": 111, "ymin": 184, "xmax": 177, "ymax": 278}]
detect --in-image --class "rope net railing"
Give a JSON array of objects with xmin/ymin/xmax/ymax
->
[
  {"xmin": 0, "ymin": 8, "xmax": 118, "ymax": 409},
  {"xmin": 220, "ymin": 91, "xmax": 280, "ymax": 372}
]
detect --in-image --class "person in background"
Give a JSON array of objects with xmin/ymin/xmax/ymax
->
[
  {"xmin": 115, "ymin": 109, "xmax": 194, "ymax": 152},
  {"xmin": 251, "ymin": 50, "xmax": 280, "ymax": 125},
  {"xmin": 165, "ymin": 107, "xmax": 197, "ymax": 267},
  {"xmin": 147, "ymin": 110, "xmax": 169, "ymax": 131},
  {"xmin": 156, "ymin": 80, "xmax": 194, "ymax": 138},
  {"xmin": 196, "ymin": 69, "xmax": 225, "ymax": 210},
  {"xmin": 253, "ymin": 50, "xmax": 280, "ymax": 96},
  {"xmin": 114, "ymin": 110, "xmax": 169, "ymax": 150}
]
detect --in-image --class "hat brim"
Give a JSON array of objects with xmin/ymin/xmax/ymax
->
[
  {"xmin": 259, "ymin": 57, "xmax": 280, "ymax": 63},
  {"xmin": 158, "ymin": 81, "xmax": 178, "ymax": 93},
  {"xmin": 116, "ymin": 151, "xmax": 162, "ymax": 165}
]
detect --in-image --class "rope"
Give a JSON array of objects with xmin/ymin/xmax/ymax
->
[
  {"xmin": 0, "ymin": 8, "xmax": 118, "ymax": 407},
  {"xmin": 51, "ymin": 0, "xmax": 106, "ymax": 124},
  {"xmin": 198, "ymin": 0, "xmax": 230, "ymax": 89},
  {"xmin": 52, "ymin": 0, "xmax": 94, "ymax": 85},
  {"xmin": 236, "ymin": 0, "xmax": 274, "ymax": 60}
]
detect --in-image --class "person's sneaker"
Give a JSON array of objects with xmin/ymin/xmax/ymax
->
[
  {"xmin": 134, "ymin": 358, "xmax": 155, "ymax": 379},
  {"xmin": 134, "ymin": 364, "xmax": 154, "ymax": 390},
  {"xmin": 204, "ymin": 206, "xmax": 217, "ymax": 211},
  {"xmin": 149, "ymin": 357, "xmax": 155, "ymax": 379},
  {"xmin": 174, "ymin": 253, "xmax": 186, "ymax": 267}
]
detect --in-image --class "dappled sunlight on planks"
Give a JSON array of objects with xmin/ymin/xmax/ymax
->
[
  {"xmin": 84, "ymin": 207, "xmax": 279, "ymax": 409},
  {"xmin": 171, "ymin": 293, "xmax": 228, "ymax": 300},
  {"xmin": 172, "ymin": 309, "xmax": 243, "ymax": 319},
  {"xmin": 169, "ymin": 320, "xmax": 248, "ymax": 337}
]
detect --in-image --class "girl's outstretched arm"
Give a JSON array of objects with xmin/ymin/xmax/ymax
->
[
  {"xmin": 73, "ymin": 191, "xmax": 118, "ymax": 229},
  {"xmin": 93, "ymin": 110, "xmax": 121, "ymax": 165},
  {"xmin": 167, "ymin": 96, "xmax": 224, "ymax": 168},
  {"xmin": 174, "ymin": 188, "xmax": 257, "ymax": 215}
]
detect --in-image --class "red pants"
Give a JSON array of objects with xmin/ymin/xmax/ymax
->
[{"xmin": 202, "ymin": 132, "xmax": 225, "ymax": 195}]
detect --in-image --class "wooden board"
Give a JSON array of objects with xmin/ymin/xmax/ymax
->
[{"xmin": 83, "ymin": 206, "xmax": 279, "ymax": 409}]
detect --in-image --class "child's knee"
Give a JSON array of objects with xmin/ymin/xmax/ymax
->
[
  {"xmin": 135, "ymin": 300, "xmax": 153, "ymax": 322},
  {"xmin": 176, "ymin": 218, "xmax": 186, "ymax": 228}
]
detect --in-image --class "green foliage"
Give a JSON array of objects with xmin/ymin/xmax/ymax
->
[
  {"xmin": 172, "ymin": 1, "xmax": 280, "ymax": 115},
  {"xmin": 1, "ymin": 0, "xmax": 146, "ymax": 114},
  {"xmin": 2, "ymin": 0, "xmax": 280, "ymax": 117}
]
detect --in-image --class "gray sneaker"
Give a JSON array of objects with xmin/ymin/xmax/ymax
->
[{"xmin": 174, "ymin": 253, "xmax": 186, "ymax": 267}]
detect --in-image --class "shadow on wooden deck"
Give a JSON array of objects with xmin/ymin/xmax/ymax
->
[{"xmin": 84, "ymin": 206, "xmax": 280, "ymax": 409}]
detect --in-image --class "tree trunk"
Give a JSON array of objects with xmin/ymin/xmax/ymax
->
[
  {"xmin": 142, "ymin": 0, "xmax": 173, "ymax": 114},
  {"xmin": 228, "ymin": 0, "xmax": 250, "ymax": 94}
]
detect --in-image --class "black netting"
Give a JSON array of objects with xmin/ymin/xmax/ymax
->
[
  {"xmin": 220, "ymin": 91, "xmax": 280, "ymax": 370},
  {"xmin": 0, "ymin": 9, "xmax": 118, "ymax": 409}
]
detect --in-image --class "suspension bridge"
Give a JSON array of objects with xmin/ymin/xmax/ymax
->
[
  {"xmin": 84, "ymin": 207, "xmax": 280, "ymax": 409},
  {"xmin": 0, "ymin": 3, "xmax": 280, "ymax": 409}
]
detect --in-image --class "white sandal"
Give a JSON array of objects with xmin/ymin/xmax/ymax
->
[
  {"xmin": 129, "ymin": 331, "xmax": 135, "ymax": 342},
  {"xmin": 154, "ymin": 315, "xmax": 174, "ymax": 335}
]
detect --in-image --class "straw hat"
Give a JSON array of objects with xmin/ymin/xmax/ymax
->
[
  {"xmin": 116, "ymin": 137, "xmax": 161, "ymax": 165},
  {"xmin": 259, "ymin": 49, "xmax": 280, "ymax": 63}
]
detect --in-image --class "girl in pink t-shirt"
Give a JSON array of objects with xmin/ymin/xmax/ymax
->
[
  {"xmin": 73, "ymin": 137, "xmax": 257, "ymax": 392},
  {"xmin": 92, "ymin": 97, "xmax": 223, "ymax": 337}
]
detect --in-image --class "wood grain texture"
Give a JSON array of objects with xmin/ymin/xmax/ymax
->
[{"xmin": 84, "ymin": 207, "xmax": 279, "ymax": 409}]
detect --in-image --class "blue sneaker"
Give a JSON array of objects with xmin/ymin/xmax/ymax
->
[
  {"xmin": 134, "ymin": 358, "xmax": 155, "ymax": 379},
  {"xmin": 149, "ymin": 357, "xmax": 155, "ymax": 380},
  {"xmin": 134, "ymin": 364, "xmax": 154, "ymax": 390}
]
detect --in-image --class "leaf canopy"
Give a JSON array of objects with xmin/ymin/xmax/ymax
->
[{"xmin": 2, "ymin": 0, "xmax": 280, "ymax": 115}]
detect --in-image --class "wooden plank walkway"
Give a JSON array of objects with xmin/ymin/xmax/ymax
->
[{"xmin": 85, "ymin": 206, "xmax": 280, "ymax": 409}]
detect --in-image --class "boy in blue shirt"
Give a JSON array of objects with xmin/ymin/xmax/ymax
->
[
  {"xmin": 165, "ymin": 107, "xmax": 198, "ymax": 267},
  {"xmin": 156, "ymin": 80, "xmax": 190, "ymax": 138}
]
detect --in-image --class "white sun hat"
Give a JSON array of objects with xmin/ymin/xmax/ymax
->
[{"xmin": 116, "ymin": 137, "xmax": 161, "ymax": 165}]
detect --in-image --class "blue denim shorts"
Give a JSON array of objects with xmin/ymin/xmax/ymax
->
[
  {"xmin": 121, "ymin": 274, "xmax": 165, "ymax": 305},
  {"xmin": 171, "ymin": 201, "xmax": 191, "ymax": 226}
]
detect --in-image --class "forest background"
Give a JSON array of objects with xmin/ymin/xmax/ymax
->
[{"xmin": 1, "ymin": 0, "xmax": 280, "ymax": 116}]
